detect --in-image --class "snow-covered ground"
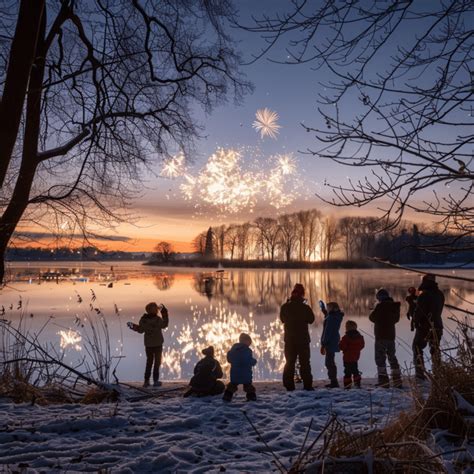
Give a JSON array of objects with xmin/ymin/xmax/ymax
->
[{"xmin": 0, "ymin": 382, "xmax": 413, "ymax": 473}]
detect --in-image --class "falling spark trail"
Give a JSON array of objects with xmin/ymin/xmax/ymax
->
[{"xmin": 161, "ymin": 153, "xmax": 186, "ymax": 178}]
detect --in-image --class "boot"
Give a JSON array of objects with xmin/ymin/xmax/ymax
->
[
  {"xmin": 246, "ymin": 392, "xmax": 257, "ymax": 402},
  {"xmin": 153, "ymin": 380, "xmax": 162, "ymax": 387},
  {"xmin": 143, "ymin": 380, "xmax": 150, "ymax": 388},
  {"xmin": 376, "ymin": 367, "xmax": 390, "ymax": 388},
  {"xmin": 183, "ymin": 388, "xmax": 194, "ymax": 398},
  {"xmin": 222, "ymin": 390, "xmax": 233, "ymax": 402},
  {"xmin": 391, "ymin": 368, "xmax": 403, "ymax": 389},
  {"xmin": 325, "ymin": 380, "xmax": 339, "ymax": 388},
  {"xmin": 343, "ymin": 377, "xmax": 352, "ymax": 389},
  {"xmin": 353, "ymin": 374, "xmax": 361, "ymax": 388}
]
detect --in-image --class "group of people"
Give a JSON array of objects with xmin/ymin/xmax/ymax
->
[{"xmin": 128, "ymin": 273, "xmax": 444, "ymax": 400}]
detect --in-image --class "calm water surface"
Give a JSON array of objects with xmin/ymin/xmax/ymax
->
[{"xmin": 1, "ymin": 262, "xmax": 472, "ymax": 382}]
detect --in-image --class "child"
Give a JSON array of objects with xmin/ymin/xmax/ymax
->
[
  {"xmin": 320, "ymin": 301, "xmax": 344, "ymax": 388},
  {"xmin": 339, "ymin": 320, "xmax": 365, "ymax": 389},
  {"xmin": 128, "ymin": 302, "xmax": 168, "ymax": 387},
  {"xmin": 223, "ymin": 333, "xmax": 257, "ymax": 402},
  {"xmin": 369, "ymin": 289, "xmax": 402, "ymax": 388},
  {"xmin": 406, "ymin": 287, "xmax": 417, "ymax": 332},
  {"xmin": 184, "ymin": 346, "xmax": 225, "ymax": 397}
]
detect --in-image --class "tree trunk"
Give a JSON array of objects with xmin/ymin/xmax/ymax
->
[{"xmin": 0, "ymin": 0, "xmax": 45, "ymax": 188}]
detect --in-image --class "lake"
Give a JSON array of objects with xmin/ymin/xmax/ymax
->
[{"xmin": 1, "ymin": 262, "xmax": 472, "ymax": 383}]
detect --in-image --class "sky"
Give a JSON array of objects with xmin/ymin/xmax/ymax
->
[{"xmin": 13, "ymin": 0, "xmax": 467, "ymax": 253}]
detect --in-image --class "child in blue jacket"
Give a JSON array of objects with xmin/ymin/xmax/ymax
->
[
  {"xmin": 320, "ymin": 301, "xmax": 344, "ymax": 388},
  {"xmin": 223, "ymin": 333, "xmax": 257, "ymax": 402}
]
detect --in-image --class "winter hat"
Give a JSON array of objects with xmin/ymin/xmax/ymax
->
[
  {"xmin": 422, "ymin": 273, "xmax": 436, "ymax": 282},
  {"xmin": 346, "ymin": 320, "xmax": 357, "ymax": 331},
  {"xmin": 408, "ymin": 287, "xmax": 416, "ymax": 295},
  {"xmin": 375, "ymin": 288, "xmax": 390, "ymax": 301},
  {"xmin": 291, "ymin": 283, "xmax": 305, "ymax": 299},
  {"xmin": 239, "ymin": 333, "xmax": 252, "ymax": 346},
  {"xmin": 202, "ymin": 346, "xmax": 214, "ymax": 357}
]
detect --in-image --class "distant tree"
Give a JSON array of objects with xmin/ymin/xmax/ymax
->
[
  {"xmin": 254, "ymin": 217, "xmax": 280, "ymax": 261},
  {"xmin": 213, "ymin": 225, "xmax": 227, "ymax": 259},
  {"xmin": 224, "ymin": 225, "xmax": 239, "ymax": 260},
  {"xmin": 246, "ymin": 1, "xmax": 473, "ymax": 255},
  {"xmin": 204, "ymin": 227, "xmax": 215, "ymax": 259},
  {"xmin": 154, "ymin": 241, "xmax": 175, "ymax": 263},
  {"xmin": 192, "ymin": 231, "xmax": 207, "ymax": 256},
  {"xmin": 0, "ymin": 1, "xmax": 250, "ymax": 283},
  {"xmin": 278, "ymin": 214, "xmax": 298, "ymax": 261},
  {"xmin": 236, "ymin": 222, "xmax": 252, "ymax": 260},
  {"xmin": 321, "ymin": 217, "xmax": 341, "ymax": 261}
]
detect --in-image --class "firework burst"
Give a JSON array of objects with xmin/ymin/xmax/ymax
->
[
  {"xmin": 252, "ymin": 108, "xmax": 281, "ymax": 139},
  {"xmin": 161, "ymin": 153, "xmax": 186, "ymax": 178}
]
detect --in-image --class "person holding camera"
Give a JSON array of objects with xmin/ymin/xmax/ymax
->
[{"xmin": 128, "ymin": 302, "xmax": 169, "ymax": 387}]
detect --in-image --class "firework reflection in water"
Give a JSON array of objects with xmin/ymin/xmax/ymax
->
[
  {"xmin": 161, "ymin": 301, "xmax": 285, "ymax": 380},
  {"xmin": 180, "ymin": 148, "xmax": 301, "ymax": 214}
]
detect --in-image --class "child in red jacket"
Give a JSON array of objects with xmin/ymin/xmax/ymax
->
[{"xmin": 339, "ymin": 320, "xmax": 365, "ymax": 389}]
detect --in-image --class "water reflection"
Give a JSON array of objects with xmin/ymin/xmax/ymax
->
[{"xmin": 2, "ymin": 263, "xmax": 473, "ymax": 381}]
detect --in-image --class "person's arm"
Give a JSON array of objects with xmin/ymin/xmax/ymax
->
[
  {"xmin": 160, "ymin": 306, "xmax": 169, "ymax": 328},
  {"xmin": 321, "ymin": 316, "xmax": 328, "ymax": 346},
  {"xmin": 279, "ymin": 304, "xmax": 287, "ymax": 323},
  {"xmin": 306, "ymin": 305, "xmax": 315, "ymax": 324},
  {"xmin": 136, "ymin": 317, "xmax": 146, "ymax": 334},
  {"xmin": 193, "ymin": 360, "xmax": 202, "ymax": 375},
  {"xmin": 214, "ymin": 361, "xmax": 223, "ymax": 379},
  {"xmin": 339, "ymin": 336, "xmax": 347, "ymax": 352},
  {"xmin": 361, "ymin": 336, "xmax": 365, "ymax": 350},
  {"xmin": 394, "ymin": 304, "xmax": 400, "ymax": 324},
  {"xmin": 368, "ymin": 306, "xmax": 378, "ymax": 323}
]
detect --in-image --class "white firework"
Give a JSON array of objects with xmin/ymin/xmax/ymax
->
[
  {"xmin": 276, "ymin": 154, "xmax": 296, "ymax": 175},
  {"xmin": 252, "ymin": 108, "xmax": 281, "ymax": 139},
  {"xmin": 161, "ymin": 153, "xmax": 186, "ymax": 178}
]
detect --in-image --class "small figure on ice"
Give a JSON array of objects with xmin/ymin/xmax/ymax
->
[
  {"xmin": 127, "ymin": 302, "xmax": 169, "ymax": 388},
  {"xmin": 339, "ymin": 320, "xmax": 365, "ymax": 389},
  {"xmin": 223, "ymin": 333, "xmax": 257, "ymax": 402},
  {"xmin": 183, "ymin": 346, "xmax": 225, "ymax": 397},
  {"xmin": 320, "ymin": 301, "xmax": 344, "ymax": 388},
  {"xmin": 369, "ymin": 289, "xmax": 402, "ymax": 388}
]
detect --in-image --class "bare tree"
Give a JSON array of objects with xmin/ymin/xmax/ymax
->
[
  {"xmin": 254, "ymin": 217, "xmax": 280, "ymax": 261},
  {"xmin": 0, "ymin": 0, "xmax": 250, "ymax": 282},
  {"xmin": 244, "ymin": 1, "xmax": 474, "ymax": 254},
  {"xmin": 153, "ymin": 241, "xmax": 175, "ymax": 263},
  {"xmin": 224, "ymin": 224, "xmax": 239, "ymax": 260},
  {"xmin": 213, "ymin": 224, "xmax": 227, "ymax": 259},
  {"xmin": 236, "ymin": 222, "xmax": 252, "ymax": 260},
  {"xmin": 192, "ymin": 231, "xmax": 207, "ymax": 256},
  {"xmin": 321, "ymin": 217, "xmax": 341, "ymax": 261},
  {"xmin": 278, "ymin": 213, "xmax": 298, "ymax": 261}
]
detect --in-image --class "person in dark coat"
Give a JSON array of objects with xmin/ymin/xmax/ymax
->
[
  {"xmin": 412, "ymin": 274, "xmax": 445, "ymax": 379},
  {"xmin": 128, "ymin": 302, "xmax": 169, "ymax": 387},
  {"xmin": 184, "ymin": 346, "xmax": 224, "ymax": 397},
  {"xmin": 320, "ymin": 301, "xmax": 344, "ymax": 388},
  {"xmin": 339, "ymin": 320, "xmax": 365, "ymax": 389},
  {"xmin": 280, "ymin": 283, "xmax": 315, "ymax": 391},
  {"xmin": 369, "ymin": 289, "xmax": 402, "ymax": 388},
  {"xmin": 406, "ymin": 287, "xmax": 417, "ymax": 332},
  {"xmin": 223, "ymin": 333, "xmax": 257, "ymax": 402}
]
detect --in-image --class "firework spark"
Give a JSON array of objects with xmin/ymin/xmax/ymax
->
[
  {"xmin": 276, "ymin": 154, "xmax": 296, "ymax": 175},
  {"xmin": 253, "ymin": 108, "xmax": 281, "ymax": 139},
  {"xmin": 59, "ymin": 329, "xmax": 82, "ymax": 351},
  {"xmin": 161, "ymin": 153, "xmax": 186, "ymax": 178}
]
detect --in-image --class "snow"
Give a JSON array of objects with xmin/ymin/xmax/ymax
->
[{"xmin": 0, "ymin": 383, "xmax": 412, "ymax": 473}]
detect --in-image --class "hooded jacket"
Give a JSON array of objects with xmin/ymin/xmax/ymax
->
[
  {"xmin": 137, "ymin": 310, "xmax": 169, "ymax": 347},
  {"xmin": 369, "ymin": 299, "xmax": 400, "ymax": 340},
  {"xmin": 414, "ymin": 280, "xmax": 445, "ymax": 330},
  {"xmin": 190, "ymin": 355, "xmax": 223, "ymax": 392},
  {"xmin": 339, "ymin": 330, "xmax": 365, "ymax": 363},
  {"xmin": 227, "ymin": 343, "xmax": 257, "ymax": 385},
  {"xmin": 321, "ymin": 310, "xmax": 344, "ymax": 353},
  {"xmin": 280, "ymin": 297, "xmax": 315, "ymax": 344}
]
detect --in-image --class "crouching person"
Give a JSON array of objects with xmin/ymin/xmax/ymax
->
[
  {"xmin": 184, "ymin": 346, "xmax": 225, "ymax": 397},
  {"xmin": 223, "ymin": 333, "xmax": 257, "ymax": 402}
]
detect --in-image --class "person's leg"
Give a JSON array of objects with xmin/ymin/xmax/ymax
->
[
  {"xmin": 243, "ymin": 383, "xmax": 257, "ymax": 401},
  {"xmin": 375, "ymin": 340, "xmax": 389, "ymax": 387},
  {"xmin": 298, "ymin": 344, "xmax": 313, "ymax": 390},
  {"xmin": 428, "ymin": 327, "xmax": 443, "ymax": 369},
  {"xmin": 144, "ymin": 346, "xmax": 154, "ymax": 386},
  {"xmin": 152, "ymin": 346, "xmax": 163, "ymax": 385},
  {"xmin": 352, "ymin": 362, "xmax": 361, "ymax": 388},
  {"xmin": 211, "ymin": 380, "xmax": 225, "ymax": 395},
  {"xmin": 412, "ymin": 328, "xmax": 428, "ymax": 379},
  {"xmin": 325, "ymin": 351, "xmax": 338, "ymax": 387},
  {"xmin": 343, "ymin": 362, "xmax": 352, "ymax": 388},
  {"xmin": 386, "ymin": 340, "xmax": 402, "ymax": 388},
  {"xmin": 223, "ymin": 382, "xmax": 238, "ymax": 401},
  {"xmin": 283, "ymin": 342, "xmax": 298, "ymax": 391}
]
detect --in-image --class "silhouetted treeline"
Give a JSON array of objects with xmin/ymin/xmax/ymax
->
[
  {"xmin": 6, "ymin": 246, "xmax": 147, "ymax": 261},
  {"xmin": 192, "ymin": 211, "xmax": 474, "ymax": 265}
]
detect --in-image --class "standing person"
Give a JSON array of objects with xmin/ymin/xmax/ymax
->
[
  {"xmin": 320, "ymin": 301, "xmax": 344, "ymax": 388},
  {"xmin": 369, "ymin": 289, "xmax": 402, "ymax": 388},
  {"xmin": 223, "ymin": 333, "xmax": 257, "ymax": 402},
  {"xmin": 412, "ymin": 274, "xmax": 445, "ymax": 379},
  {"xmin": 184, "ymin": 346, "xmax": 225, "ymax": 397},
  {"xmin": 128, "ymin": 302, "xmax": 169, "ymax": 387},
  {"xmin": 406, "ymin": 287, "xmax": 417, "ymax": 332},
  {"xmin": 339, "ymin": 320, "xmax": 365, "ymax": 389},
  {"xmin": 280, "ymin": 283, "xmax": 315, "ymax": 391}
]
